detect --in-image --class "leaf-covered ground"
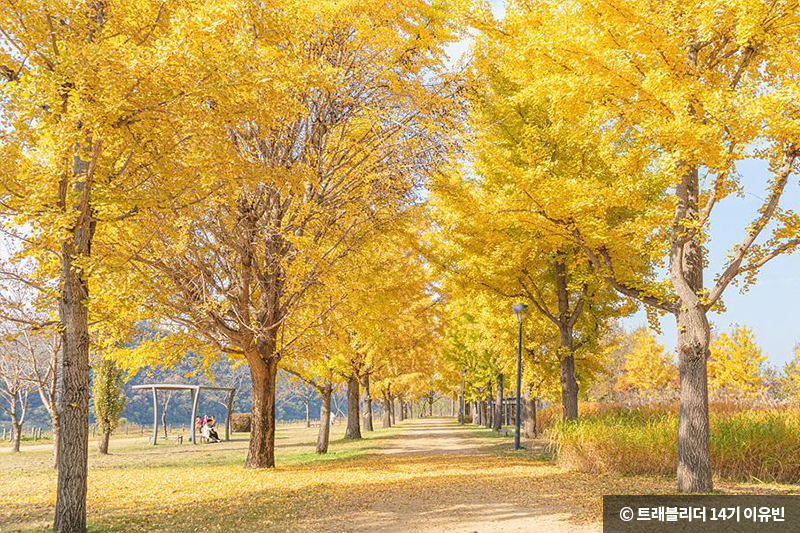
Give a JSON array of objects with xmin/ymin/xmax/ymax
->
[{"xmin": 3, "ymin": 419, "xmax": 798, "ymax": 532}]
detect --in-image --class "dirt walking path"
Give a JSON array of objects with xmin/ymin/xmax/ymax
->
[
  {"xmin": 377, "ymin": 418, "xmax": 494, "ymax": 455},
  {"xmin": 300, "ymin": 418, "xmax": 602, "ymax": 533}
]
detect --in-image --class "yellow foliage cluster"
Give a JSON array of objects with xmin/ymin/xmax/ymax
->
[
  {"xmin": 708, "ymin": 325, "xmax": 767, "ymax": 399},
  {"xmin": 615, "ymin": 328, "xmax": 677, "ymax": 399}
]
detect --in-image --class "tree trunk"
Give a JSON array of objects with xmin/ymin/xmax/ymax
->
[
  {"xmin": 344, "ymin": 374, "xmax": 361, "ymax": 439},
  {"xmin": 398, "ymin": 398, "xmax": 406, "ymax": 422},
  {"xmin": 161, "ymin": 392, "xmax": 171, "ymax": 439},
  {"xmin": 245, "ymin": 356, "xmax": 278, "ymax": 468},
  {"xmin": 557, "ymin": 320, "xmax": 579, "ymax": 421},
  {"xmin": 485, "ymin": 383, "xmax": 493, "ymax": 429},
  {"xmin": 493, "ymin": 374, "xmax": 503, "ymax": 431},
  {"xmin": 554, "ymin": 260, "xmax": 580, "ymax": 422},
  {"xmin": 523, "ymin": 393, "xmax": 537, "ymax": 439},
  {"xmin": 52, "ymin": 415, "xmax": 61, "ymax": 469},
  {"xmin": 54, "ymin": 209, "xmax": 94, "ymax": 533},
  {"xmin": 316, "ymin": 385, "xmax": 332, "ymax": 454},
  {"xmin": 98, "ymin": 429, "xmax": 110, "ymax": 455},
  {"xmin": 305, "ymin": 397, "xmax": 311, "ymax": 428},
  {"xmin": 669, "ymin": 166, "xmax": 713, "ymax": 493},
  {"xmin": 389, "ymin": 394, "xmax": 396, "ymax": 425},
  {"xmin": 46, "ymin": 345, "xmax": 62, "ymax": 470},
  {"xmin": 471, "ymin": 401, "xmax": 478, "ymax": 424},
  {"xmin": 559, "ymin": 351, "xmax": 579, "ymax": 421},
  {"xmin": 381, "ymin": 392, "xmax": 392, "ymax": 428},
  {"xmin": 362, "ymin": 374, "xmax": 373, "ymax": 432},
  {"xmin": 676, "ymin": 307, "xmax": 713, "ymax": 492},
  {"xmin": 11, "ymin": 421, "xmax": 21, "ymax": 453}
]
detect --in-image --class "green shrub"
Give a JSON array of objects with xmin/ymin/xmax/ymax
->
[
  {"xmin": 551, "ymin": 403, "xmax": 800, "ymax": 483},
  {"xmin": 230, "ymin": 413, "xmax": 251, "ymax": 433}
]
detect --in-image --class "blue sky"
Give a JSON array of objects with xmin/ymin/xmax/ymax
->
[{"xmin": 448, "ymin": 0, "xmax": 800, "ymax": 368}]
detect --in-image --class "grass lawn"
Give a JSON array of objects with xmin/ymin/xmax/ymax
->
[{"xmin": 2, "ymin": 422, "xmax": 401, "ymax": 533}]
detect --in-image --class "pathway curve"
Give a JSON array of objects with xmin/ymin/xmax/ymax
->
[{"xmin": 299, "ymin": 418, "xmax": 601, "ymax": 533}]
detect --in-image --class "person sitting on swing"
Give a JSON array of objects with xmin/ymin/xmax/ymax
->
[{"xmin": 205, "ymin": 415, "xmax": 220, "ymax": 443}]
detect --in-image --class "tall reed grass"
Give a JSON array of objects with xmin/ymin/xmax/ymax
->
[{"xmin": 549, "ymin": 403, "xmax": 800, "ymax": 483}]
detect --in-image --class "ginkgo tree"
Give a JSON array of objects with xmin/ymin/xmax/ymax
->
[
  {"xmin": 437, "ymin": 283, "xmax": 564, "ymax": 434},
  {"xmin": 708, "ymin": 325, "xmax": 766, "ymax": 400},
  {"xmin": 427, "ymin": 29, "xmax": 647, "ymax": 421},
  {"xmin": 475, "ymin": 0, "xmax": 800, "ymax": 492},
  {"xmin": 103, "ymin": 0, "xmax": 462, "ymax": 469},
  {"xmin": 0, "ymin": 2, "xmax": 229, "ymax": 530},
  {"xmin": 336, "ymin": 224, "xmax": 441, "ymax": 433},
  {"xmin": 430, "ymin": 159, "xmax": 631, "ymax": 421},
  {"xmin": 279, "ymin": 297, "xmax": 342, "ymax": 454},
  {"xmin": 278, "ymin": 209, "xmax": 440, "ymax": 450},
  {"xmin": 448, "ymin": 291, "xmax": 515, "ymax": 429},
  {"xmin": 615, "ymin": 328, "xmax": 677, "ymax": 402}
]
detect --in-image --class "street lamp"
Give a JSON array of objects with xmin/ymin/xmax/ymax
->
[
  {"xmin": 512, "ymin": 302, "xmax": 528, "ymax": 450},
  {"xmin": 460, "ymin": 368, "xmax": 465, "ymax": 425}
]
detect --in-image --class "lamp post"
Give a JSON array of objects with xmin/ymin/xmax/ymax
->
[
  {"xmin": 460, "ymin": 368, "xmax": 465, "ymax": 425},
  {"xmin": 512, "ymin": 302, "xmax": 528, "ymax": 450}
]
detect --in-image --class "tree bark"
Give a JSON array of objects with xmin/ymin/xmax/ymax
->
[
  {"xmin": 554, "ymin": 260, "xmax": 580, "ymax": 422},
  {"xmin": 523, "ymin": 392, "xmax": 537, "ymax": 439},
  {"xmin": 673, "ymin": 166, "xmax": 712, "ymax": 493},
  {"xmin": 344, "ymin": 374, "xmax": 361, "ymax": 439},
  {"xmin": 54, "ymin": 193, "xmax": 94, "ymax": 533},
  {"xmin": 389, "ymin": 393, "xmax": 396, "ymax": 425},
  {"xmin": 361, "ymin": 374, "xmax": 373, "ymax": 432},
  {"xmin": 485, "ymin": 383, "xmax": 493, "ymax": 428},
  {"xmin": 52, "ymin": 415, "xmax": 61, "ymax": 469},
  {"xmin": 559, "ymin": 346, "xmax": 579, "ymax": 421},
  {"xmin": 493, "ymin": 374, "xmax": 503, "ymax": 431},
  {"xmin": 11, "ymin": 421, "xmax": 21, "ymax": 453},
  {"xmin": 381, "ymin": 392, "xmax": 392, "ymax": 428},
  {"xmin": 316, "ymin": 385, "xmax": 332, "ymax": 454},
  {"xmin": 398, "ymin": 398, "xmax": 406, "ymax": 422},
  {"xmin": 676, "ymin": 309, "xmax": 712, "ymax": 492},
  {"xmin": 43, "ymin": 343, "xmax": 62, "ymax": 469},
  {"xmin": 98, "ymin": 429, "xmax": 110, "ymax": 455},
  {"xmin": 245, "ymin": 356, "xmax": 278, "ymax": 468},
  {"xmin": 161, "ymin": 392, "xmax": 171, "ymax": 439},
  {"xmin": 305, "ymin": 396, "xmax": 311, "ymax": 428}
]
